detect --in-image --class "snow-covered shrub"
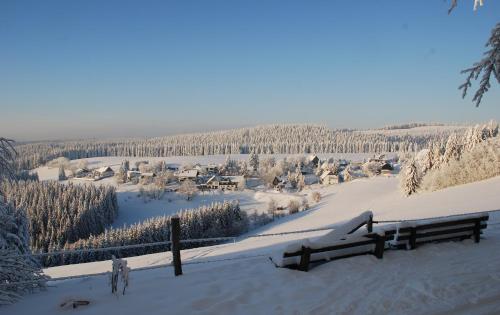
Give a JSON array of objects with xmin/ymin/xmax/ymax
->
[
  {"xmin": 178, "ymin": 180, "xmax": 198, "ymax": 201},
  {"xmin": 301, "ymin": 198, "xmax": 309, "ymax": 211},
  {"xmin": 287, "ymin": 200, "xmax": 300, "ymax": 214},
  {"xmin": 267, "ymin": 198, "xmax": 277, "ymax": 219},
  {"xmin": 311, "ymin": 191, "xmax": 321, "ymax": 203},
  {"xmin": 0, "ymin": 202, "xmax": 47, "ymax": 305},
  {"xmin": 362, "ymin": 161, "xmax": 381, "ymax": 177},
  {"xmin": 400, "ymin": 158, "xmax": 420, "ymax": 196},
  {"xmin": 421, "ymin": 137, "xmax": 500, "ymax": 191}
]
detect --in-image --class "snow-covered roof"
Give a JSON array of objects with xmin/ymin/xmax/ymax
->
[
  {"xmin": 320, "ymin": 170, "xmax": 337, "ymax": 179},
  {"xmin": 177, "ymin": 169, "xmax": 199, "ymax": 178},
  {"xmin": 96, "ymin": 166, "xmax": 113, "ymax": 173}
]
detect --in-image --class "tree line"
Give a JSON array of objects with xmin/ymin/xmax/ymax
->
[
  {"xmin": 1, "ymin": 180, "xmax": 118, "ymax": 255},
  {"xmin": 43, "ymin": 201, "xmax": 248, "ymax": 267},
  {"xmin": 13, "ymin": 124, "xmax": 454, "ymax": 170}
]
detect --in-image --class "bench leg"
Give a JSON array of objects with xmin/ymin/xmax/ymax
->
[
  {"xmin": 409, "ymin": 227, "xmax": 417, "ymax": 250},
  {"xmin": 298, "ymin": 246, "xmax": 311, "ymax": 272},
  {"xmin": 374, "ymin": 235, "xmax": 385, "ymax": 259},
  {"xmin": 473, "ymin": 220, "xmax": 481, "ymax": 243}
]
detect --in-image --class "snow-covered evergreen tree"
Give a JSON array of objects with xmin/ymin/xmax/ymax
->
[
  {"xmin": 58, "ymin": 165, "xmax": 66, "ymax": 181},
  {"xmin": 400, "ymin": 159, "xmax": 420, "ymax": 196},
  {"xmin": 248, "ymin": 152, "xmax": 259, "ymax": 173}
]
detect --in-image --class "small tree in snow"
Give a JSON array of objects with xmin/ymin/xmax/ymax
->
[
  {"xmin": 178, "ymin": 180, "xmax": 198, "ymax": 201},
  {"xmin": 296, "ymin": 173, "xmax": 305, "ymax": 192},
  {"xmin": 287, "ymin": 199, "xmax": 300, "ymax": 214},
  {"xmin": 311, "ymin": 191, "xmax": 321, "ymax": 203},
  {"xmin": 58, "ymin": 165, "xmax": 67, "ymax": 181},
  {"xmin": 401, "ymin": 159, "xmax": 420, "ymax": 196},
  {"xmin": 267, "ymin": 198, "xmax": 277, "ymax": 220},
  {"xmin": 248, "ymin": 152, "xmax": 259, "ymax": 173}
]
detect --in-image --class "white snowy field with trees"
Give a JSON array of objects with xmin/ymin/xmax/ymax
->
[{"xmin": 5, "ymin": 173, "xmax": 500, "ymax": 315}]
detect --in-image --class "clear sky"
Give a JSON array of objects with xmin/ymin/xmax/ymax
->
[{"xmin": 1, "ymin": 0, "xmax": 499, "ymax": 141}]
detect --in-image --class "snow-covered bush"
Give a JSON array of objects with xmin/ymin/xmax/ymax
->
[
  {"xmin": 362, "ymin": 161, "xmax": 381, "ymax": 177},
  {"xmin": 311, "ymin": 191, "xmax": 321, "ymax": 203},
  {"xmin": 267, "ymin": 198, "xmax": 277, "ymax": 219},
  {"xmin": 287, "ymin": 200, "xmax": 300, "ymax": 214},
  {"xmin": 178, "ymin": 180, "xmax": 198, "ymax": 201},
  {"xmin": 301, "ymin": 198, "xmax": 309, "ymax": 211},
  {"xmin": 421, "ymin": 137, "xmax": 500, "ymax": 191}
]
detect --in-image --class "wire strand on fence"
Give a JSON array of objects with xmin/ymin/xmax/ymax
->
[{"xmin": 29, "ymin": 240, "xmax": 173, "ymax": 258}]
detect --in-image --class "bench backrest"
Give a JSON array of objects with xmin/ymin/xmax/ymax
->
[{"xmin": 390, "ymin": 214, "xmax": 489, "ymax": 249}]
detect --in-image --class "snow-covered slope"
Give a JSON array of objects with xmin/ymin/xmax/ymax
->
[{"xmin": 5, "ymin": 175, "xmax": 500, "ymax": 314}]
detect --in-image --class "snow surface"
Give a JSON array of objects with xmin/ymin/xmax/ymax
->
[{"xmin": 5, "ymin": 174, "xmax": 500, "ymax": 314}]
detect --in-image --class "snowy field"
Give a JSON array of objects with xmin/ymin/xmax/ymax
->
[
  {"xmin": 33, "ymin": 154, "xmax": 389, "ymax": 227},
  {"xmin": 5, "ymin": 175, "xmax": 500, "ymax": 315}
]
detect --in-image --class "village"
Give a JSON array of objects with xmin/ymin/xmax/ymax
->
[{"xmin": 59, "ymin": 154, "xmax": 396, "ymax": 201}]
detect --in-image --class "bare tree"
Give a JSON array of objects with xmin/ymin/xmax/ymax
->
[{"xmin": 178, "ymin": 180, "xmax": 198, "ymax": 201}]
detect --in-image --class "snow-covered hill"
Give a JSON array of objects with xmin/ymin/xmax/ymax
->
[{"xmin": 5, "ymin": 175, "xmax": 500, "ymax": 314}]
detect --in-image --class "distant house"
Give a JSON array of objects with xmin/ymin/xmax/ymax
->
[
  {"xmin": 205, "ymin": 175, "xmax": 241, "ymax": 191},
  {"xmin": 176, "ymin": 169, "xmax": 199, "ymax": 182},
  {"xmin": 380, "ymin": 163, "xmax": 394, "ymax": 176},
  {"xmin": 94, "ymin": 166, "xmax": 114, "ymax": 179},
  {"xmin": 320, "ymin": 170, "xmax": 340, "ymax": 185},
  {"xmin": 140, "ymin": 172, "xmax": 157, "ymax": 179},
  {"xmin": 74, "ymin": 168, "xmax": 90, "ymax": 178},
  {"xmin": 272, "ymin": 176, "xmax": 286, "ymax": 191},
  {"xmin": 308, "ymin": 155, "xmax": 320, "ymax": 168},
  {"xmin": 127, "ymin": 170, "xmax": 141, "ymax": 181}
]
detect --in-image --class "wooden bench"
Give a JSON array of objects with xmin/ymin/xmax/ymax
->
[
  {"xmin": 272, "ymin": 211, "xmax": 397, "ymax": 271},
  {"xmin": 279, "ymin": 232, "xmax": 393, "ymax": 272},
  {"xmin": 388, "ymin": 213, "xmax": 489, "ymax": 250}
]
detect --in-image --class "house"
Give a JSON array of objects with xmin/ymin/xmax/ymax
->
[
  {"xmin": 140, "ymin": 172, "xmax": 157, "ymax": 179},
  {"xmin": 320, "ymin": 170, "xmax": 340, "ymax": 185},
  {"xmin": 93, "ymin": 166, "xmax": 114, "ymax": 179},
  {"xmin": 380, "ymin": 163, "xmax": 394, "ymax": 176},
  {"xmin": 205, "ymin": 176, "xmax": 241, "ymax": 191},
  {"xmin": 74, "ymin": 168, "xmax": 90, "ymax": 178},
  {"xmin": 308, "ymin": 155, "xmax": 320, "ymax": 168},
  {"xmin": 176, "ymin": 169, "xmax": 199, "ymax": 182},
  {"xmin": 127, "ymin": 170, "xmax": 141, "ymax": 181}
]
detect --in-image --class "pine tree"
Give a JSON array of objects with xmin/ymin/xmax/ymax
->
[
  {"xmin": 58, "ymin": 165, "xmax": 66, "ymax": 181},
  {"xmin": 248, "ymin": 152, "xmax": 259, "ymax": 173},
  {"xmin": 401, "ymin": 159, "xmax": 420, "ymax": 196}
]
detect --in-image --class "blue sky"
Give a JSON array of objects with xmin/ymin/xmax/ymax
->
[{"xmin": 1, "ymin": 0, "xmax": 499, "ymax": 140}]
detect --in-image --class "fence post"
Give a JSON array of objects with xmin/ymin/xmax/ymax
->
[{"xmin": 170, "ymin": 216, "xmax": 183, "ymax": 276}]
